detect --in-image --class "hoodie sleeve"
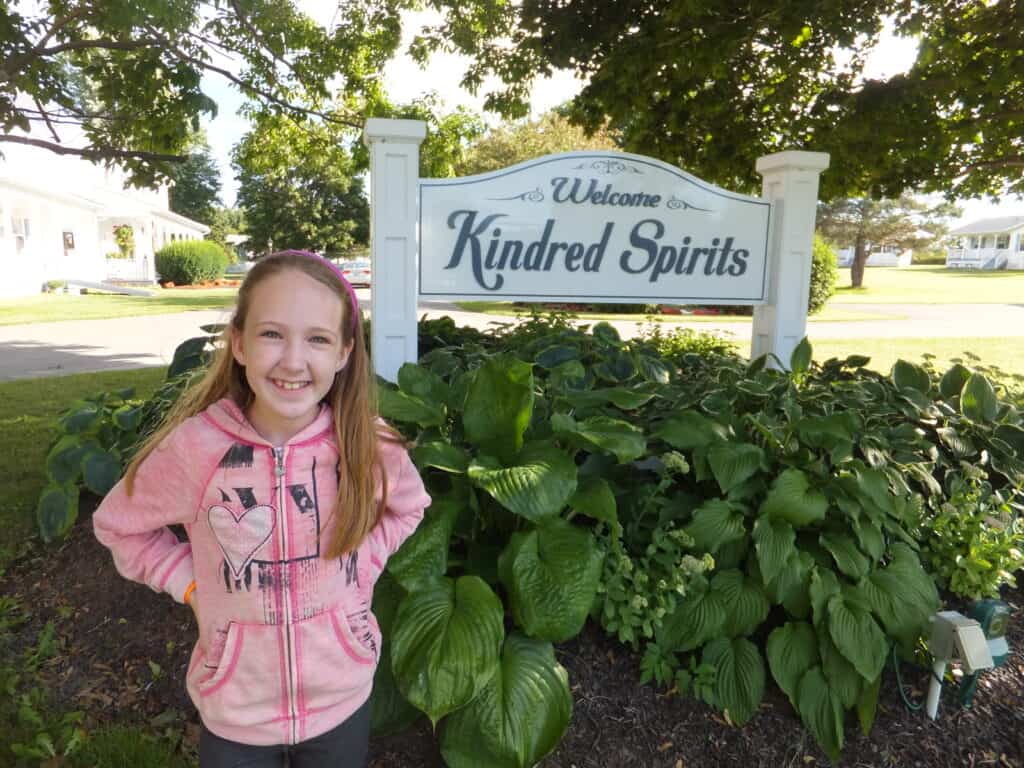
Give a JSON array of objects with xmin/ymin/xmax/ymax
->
[
  {"xmin": 366, "ymin": 439, "xmax": 431, "ymax": 576},
  {"xmin": 92, "ymin": 419, "xmax": 205, "ymax": 604}
]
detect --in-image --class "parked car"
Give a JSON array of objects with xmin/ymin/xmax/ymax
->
[{"xmin": 336, "ymin": 259, "xmax": 372, "ymax": 287}]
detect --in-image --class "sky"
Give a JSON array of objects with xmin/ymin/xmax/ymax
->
[{"xmin": 200, "ymin": 9, "xmax": 1024, "ymax": 226}]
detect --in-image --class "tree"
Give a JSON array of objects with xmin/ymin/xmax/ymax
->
[
  {"xmin": 817, "ymin": 196, "xmax": 960, "ymax": 287},
  {"xmin": 452, "ymin": 109, "xmax": 619, "ymax": 176},
  {"xmin": 1, "ymin": 0, "xmax": 407, "ymax": 187},
  {"xmin": 233, "ymin": 114, "xmax": 369, "ymax": 257},
  {"xmin": 412, "ymin": 0, "xmax": 1024, "ymax": 200},
  {"xmin": 207, "ymin": 206, "xmax": 247, "ymax": 261},
  {"xmin": 168, "ymin": 133, "xmax": 221, "ymax": 224}
]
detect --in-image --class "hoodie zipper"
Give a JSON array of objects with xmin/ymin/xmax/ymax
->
[{"xmin": 272, "ymin": 446, "xmax": 299, "ymax": 744}]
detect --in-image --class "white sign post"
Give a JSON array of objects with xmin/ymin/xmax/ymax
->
[
  {"xmin": 364, "ymin": 119, "xmax": 828, "ymax": 379},
  {"xmin": 363, "ymin": 118, "xmax": 426, "ymax": 383}
]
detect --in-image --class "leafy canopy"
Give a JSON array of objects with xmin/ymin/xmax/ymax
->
[{"xmin": 411, "ymin": 0, "xmax": 1024, "ymax": 200}]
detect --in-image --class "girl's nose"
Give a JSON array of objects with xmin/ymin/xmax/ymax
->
[{"xmin": 280, "ymin": 339, "xmax": 305, "ymax": 370}]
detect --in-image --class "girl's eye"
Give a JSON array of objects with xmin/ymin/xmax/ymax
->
[
  {"xmin": 310, "ymin": 336, "xmax": 332, "ymax": 345},
  {"xmin": 260, "ymin": 330, "xmax": 282, "ymax": 339}
]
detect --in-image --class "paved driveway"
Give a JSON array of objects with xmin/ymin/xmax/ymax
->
[{"xmin": 1, "ymin": 294, "xmax": 1022, "ymax": 381}]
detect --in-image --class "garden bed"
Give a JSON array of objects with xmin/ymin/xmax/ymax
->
[{"xmin": 2, "ymin": 507, "xmax": 1021, "ymax": 768}]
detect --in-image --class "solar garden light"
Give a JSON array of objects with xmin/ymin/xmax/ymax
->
[{"xmin": 925, "ymin": 601, "xmax": 1011, "ymax": 719}]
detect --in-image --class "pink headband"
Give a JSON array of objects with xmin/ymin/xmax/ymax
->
[{"xmin": 271, "ymin": 250, "xmax": 361, "ymax": 336}]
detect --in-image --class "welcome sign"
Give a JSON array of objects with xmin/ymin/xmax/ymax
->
[{"xmin": 419, "ymin": 152, "xmax": 772, "ymax": 304}]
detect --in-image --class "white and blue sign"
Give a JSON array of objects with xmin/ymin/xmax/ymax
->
[{"xmin": 419, "ymin": 152, "xmax": 772, "ymax": 304}]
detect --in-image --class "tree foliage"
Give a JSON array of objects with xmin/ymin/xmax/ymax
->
[
  {"xmin": 1, "ymin": 0, "xmax": 409, "ymax": 187},
  {"xmin": 817, "ymin": 196, "xmax": 960, "ymax": 287},
  {"xmin": 412, "ymin": 0, "xmax": 1024, "ymax": 200},
  {"xmin": 168, "ymin": 133, "xmax": 222, "ymax": 225},
  {"xmin": 453, "ymin": 110, "xmax": 619, "ymax": 177}
]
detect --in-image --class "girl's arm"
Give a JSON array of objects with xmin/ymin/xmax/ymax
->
[
  {"xmin": 368, "ymin": 441, "xmax": 431, "ymax": 571},
  {"xmin": 93, "ymin": 423, "xmax": 204, "ymax": 604}
]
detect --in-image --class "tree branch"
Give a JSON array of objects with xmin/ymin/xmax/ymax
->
[
  {"xmin": 0, "ymin": 135, "xmax": 185, "ymax": 163},
  {"xmin": 962, "ymin": 157, "xmax": 1024, "ymax": 174},
  {"xmin": 36, "ymin": 38, "xmax": 164, "ymax": 57},
  {"xmin": 33, "ymin": 97, "xmax": 61, "ymax": 143}
]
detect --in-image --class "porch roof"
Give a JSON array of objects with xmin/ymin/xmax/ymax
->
[{"xmin": 949, "ymin": 216, "xmax": 1024, "ymax": 236}]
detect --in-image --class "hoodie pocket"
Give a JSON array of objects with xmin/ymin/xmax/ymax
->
[
  {"xmin": 193, "ymin": 621, "xmax": 285, "ymax": 730},
  {"xmin": 294, "ymin": 602, "xmax": 379, "ymax": 715}
]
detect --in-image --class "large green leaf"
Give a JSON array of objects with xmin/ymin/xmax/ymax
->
[
  {"xmin": 59, "ymin": 402, "xmax": 102, "ymax": 434},
  {"xmin": 81, "ymin": 447, "xmax": 120, "ymax": 496},
  {"xmin": 684, "ymin": 499, "xmax": 746, "ymax": 554},
  {"xmin": 759, "ymin": 469, "xmax": 827, "ymax": 527},
  {"xmin": 820, "ymin": 631, "xmax": 864, "ymax": 709},
  {"xmin": 391, "ymin": 576, "xmax": 504, "ymax": 724},
  {"xmin": 551, "ymin": 413, "xmax": 646, "ymax": 463},
  {"xmin": 388, "ymin": 498, "xmax": 461, "ymax": 592},
  {"xmin": 827, "ymin": 594, "xmax": 888, "ymax": 683},
  {"xmin": 653, "ymin": 411, "xmax": 729, "ymax": 451},
  {"xmin": 752, "ymin": 516, "xmax": 796, "ymax": 585},
  {"xmin": 767, "ymin": 550, "xmax": 814, "ymax": 618},
  {"xmin": 809, "ymin": 568, "xmax": 841, "ymax": 630},
  {"xmin": 378, "ymin": 387, "xmax": 445, "ymax": 427},
  {"xmin": 790, "ymin": 337, "xmax": 812, "ymax": 375},
  {"xmin": 702, "ymin": 637, "xmax": 765, "ymax": 726},
  {"xmin": 939, "ymin": 363, "xmax": 972, "ymax": 400},
  {"xmin": 857, "ymin": 672, "xmax": 882, "ymax": 737},
  {"xmin": 819, "ymin": 532, "xmax": 869, "ymax": 580},
  {"xmin": 563, "ymin": 387, "xmax": 655, "ymax": 410},
  {"xmin": 440, "ymin": 634, "xmax": 572, "ymax": 768},
  {"xmin": 398, "ymin": 363, "xmax": 452, "ymax": 406},
  {"xmin": 960, "ymin": 373, "xmax": 998, "ymax": 422},
  {"xmin": 503, "ymin": 519, "xmax": 604, "ymax": 642},
  {"xmin": 370, "ymin": 641, "xmax": 421, "ymax": 737},
  {"xmin": 464, "ymin": 355, "xmax": 534, "ymax": 463},
  {"xmin": 411, "ymin": 441, "xmax": 468, "ymax": 474},
  {"xmin": 707, "ymin": 442, "xmax": 765, "ymax": 494},
  {"xmin": 112, "ymin": 404, "xmax": 143, "ymax": 432},
  {"xmin": 36, "ymin": 484, "xmax": 78, "ymax": 543},
  {"xmin": 658, "ymin": 582, "xmax": 728, "ymax": 652},
  {"xmin": 45, "ymin": 435, "xmax": 86, "ymax": 486},
  {"xmin": 766, "ymin": 621, "xmax": 819, "ymax": 709},
  {"xmin": 859, "ymin": 543, "xmax": 938, "ymax": 643},
  {"xmin": 711, "ymin": 570, "xmax": 770, "ymax": 638},
  {"xmin": 891, "ymin": 360, "xmax": 930, "ymax": 393},
  {"xmin": 796, "ymin": 667, "xmax": 844, "ymax": 762},
  {"xmin": 468, "ymin": 443, "xmax": 578, "ymax": 523},
  {"xmin": 567, "ymin": 476, "xmax": 619, "ymax": 535}
]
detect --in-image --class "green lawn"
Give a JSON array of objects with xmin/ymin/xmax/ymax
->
[
  {"xmin": 0, "ymin": 367, "xmax": 167, "ymax": 572},
  {"xmin": 454, "ymin": 302, "xmax": 905, "ymax": 323},
  {"xmin": 810, "ymin": 337, "xmax": 1024, "ymax": 381},
  {"xmin": 0, "ymin": 288, "xmax": 237, "ymax": 326},
  {"xmin": 832, "ymin": 265, "xmax": 1024, "ymax": 304}
]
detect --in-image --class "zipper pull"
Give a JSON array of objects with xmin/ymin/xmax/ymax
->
[{"xmin": 273, "ymin": 447, "xmax": 286, "ymax": 478}]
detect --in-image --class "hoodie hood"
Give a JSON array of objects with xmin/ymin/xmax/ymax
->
[{"xmin": 201, "ymin": 397, "xmax": 334, "ymax": 447}]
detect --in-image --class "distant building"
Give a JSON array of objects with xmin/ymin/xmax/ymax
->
[
  {"xmin": 0, "ymin": 140, "xmax": 209, "ymax": 298},
  {"xmin": 836, "ymin": 244, "xmax": 913, "ymax": 268},
  {"xmin": 946, "ymin": 216, "xmax": 1024, "ymax": 270}
]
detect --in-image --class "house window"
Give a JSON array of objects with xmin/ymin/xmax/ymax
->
[
  {"xmin": 981, "ymin": 235, "xmax": 992, "ymax": 248},
  {"xmin": 996, "ymin": 234, "xmax": 1010, "ymax": 249},
  {"xmin": 970, "ymin": 236, "xmax": 980, "ymax": 248},
  {"xmin": 12, "ymin": 216, "xmax": 29, "ymax": 255},
  {"xmin": 1018, "ymin": 234, "xmax": 1024, "ymax": 252}
]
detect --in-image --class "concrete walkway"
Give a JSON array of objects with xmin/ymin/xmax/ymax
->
[{"xmin": 1, "ymin": 293, "xmax": 1022, "ymax": 380}]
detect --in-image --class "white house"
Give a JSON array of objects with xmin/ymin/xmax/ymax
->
[
  {"xmin": 0, "ymin": 140, "xmax": 209, "ymax": 298},
  {"xmin": 836, "ymin": 244, "xmax": 913, "ymax": 268},
  {"xmin": 946, "ymin": 216, "xmax": 1024, "ymax": 270}
]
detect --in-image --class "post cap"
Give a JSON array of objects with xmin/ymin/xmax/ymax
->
[
  {"xmin": 363, "ymin": 118, "xmax": 428, "ymax": 145},
  {"xmin": 755, "ymin": 151, "xmax": 830, "ymax": 175}
]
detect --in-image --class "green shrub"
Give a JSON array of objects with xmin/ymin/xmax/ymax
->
[
  {"xmin": 809, "ymin": 235, "xmax": 838, "ymax": 313},
  {"xmin": 913, "ymin": 248, "xmax": 947, "ymax": 265},
  {"xmin": 154, "ymin": 240, "xmax": 228, "ymax": 285}
]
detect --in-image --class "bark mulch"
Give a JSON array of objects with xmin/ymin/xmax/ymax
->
[{"xmin": 2, "ymin": 516, "xmax": 1021, "ymax": 768}]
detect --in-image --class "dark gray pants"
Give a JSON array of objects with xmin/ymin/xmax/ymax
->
[{"xmin": 199, "ymin": 699, "xmax": 370, "ymax": 768}]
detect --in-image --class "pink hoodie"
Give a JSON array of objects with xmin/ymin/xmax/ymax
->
[{"xmin": 93, "ymin": 398, "xmax": 430, "ymax": 746}]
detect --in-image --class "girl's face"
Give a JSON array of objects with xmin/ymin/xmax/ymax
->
[{"xmin": 231, "ymin": 269, "xmax": 353, "ymax": 445}]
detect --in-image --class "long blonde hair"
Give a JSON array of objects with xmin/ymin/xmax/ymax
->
[{"xmin": 125, "ymin": 251, "xmax": 391, "ymax": 558}]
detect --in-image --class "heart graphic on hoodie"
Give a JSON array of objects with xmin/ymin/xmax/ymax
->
[{"xmin": 208, "ymin": 504, "xmax": 276, "ymax": 578}]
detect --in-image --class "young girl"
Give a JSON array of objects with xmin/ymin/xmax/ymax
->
[{"xmin": 93, "ymin": 250, "xmax": 430, "ymax": 767}]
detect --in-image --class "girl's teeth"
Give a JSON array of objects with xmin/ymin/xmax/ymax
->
[{"xmin": 276, "ymin": 380, "xmax": 305, "ymax": 390}]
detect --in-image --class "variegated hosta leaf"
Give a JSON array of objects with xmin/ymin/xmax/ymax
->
[
  {"xmin": 391, "ymin": 576, "xmax": 504, "ymax": 725},
  {"xmin": 702, "ymin": 637, "xmax": 765, "ymax": 725},
  {"xmin": 711, "ymin": 569, "xmax": 770, "ymax": 638},
  {"xmin": 961, "ymin": 373, "xmax": 998, "ymax": 422},
  {"xmin": 766, "ymin": 621, "xmax": 819, "ymax": 709},
  {"xmin": 503, "ymin": 519, "xmax": 604, "ymax": 642},
  {"xmin": 469, "ymin": 442, "xmax": 578, "ymax": 523},
  {"xmin": 440, "ymin": 634, "xmax": 572, "ymax": 768}
]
